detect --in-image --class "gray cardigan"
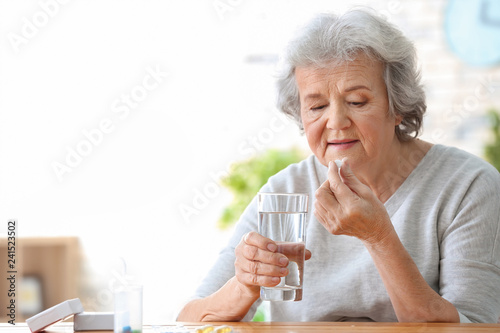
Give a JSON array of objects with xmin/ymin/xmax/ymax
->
[{"xmin": 192, "ymin": 144, "xmax": 500, "ymax": 323}]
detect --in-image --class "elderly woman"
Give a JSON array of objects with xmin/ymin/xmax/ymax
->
[{"xmin": 177, "ymin": 9, "xmax": 500, "ymax": 323}]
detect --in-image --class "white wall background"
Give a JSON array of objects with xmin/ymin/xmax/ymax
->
[{"xmin": 1, "ymin": 0, "xmax": 499, "ymax": 324}]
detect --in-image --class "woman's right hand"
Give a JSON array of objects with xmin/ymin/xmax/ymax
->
[
  {"xmin": 234, "ymin": 231, "xmax": 291, "ymax": 294},
  {"xmin": 178, "ymin": 232, "xmax": 313, "ymax": 322}
]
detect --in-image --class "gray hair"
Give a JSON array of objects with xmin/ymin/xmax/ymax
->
[{"xmin": 276, "ymin": 8, "xmax": 426, "ymax": 141}]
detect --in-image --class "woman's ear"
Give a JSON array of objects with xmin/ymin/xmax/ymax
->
[{"xmin": 395, "ymin": 114, "xmax": 403, "ymax": 126}]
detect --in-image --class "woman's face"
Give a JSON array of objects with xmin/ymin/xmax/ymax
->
[{"xmin": 296, "ymin": 54, "xmax": 402, "ymax": 170}]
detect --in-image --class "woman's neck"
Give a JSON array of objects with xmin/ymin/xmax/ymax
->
[{"xmin": 357, "ymin": 139, "xmax": 432, "ymax": 203}]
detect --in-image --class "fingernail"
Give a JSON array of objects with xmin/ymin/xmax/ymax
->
[
  {"xmin": 328, "ymin": 161, "xmax": 333, "ymax": 170},
  {"xmin": 267, "ymin": 243, "xmax": 277, "ymax": 252},
  {"xmin": 279, "ymin": 257, "xmax": 289, "ymax": 266},
  {"xmin": 271, "ymin": 277, "xmax": 280, "ymax": 283},
  {"xmin": 280, "ymin": 267, "xmax": 288, "ymax": 275}
]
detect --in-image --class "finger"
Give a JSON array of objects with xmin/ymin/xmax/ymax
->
[
  {"xmin": 244, "ymin": 231, "xmax": 278, "ymax": 252},
  {"xmin": 327, "ymin": 161, "xmax": 357, "ymax": 205},
  {"xmin": 315, "ymin": 179, "xmax": 342, "ymax": 229},
  {"xmin": 314, "ymin": 198, "xmax": 326, "ymax": 218},
  {"xmin": 240, "ymin": 243, "xmax": 289, "ymax": 267},
  {"xmin": 327, "ymin": 160, "xmax": 343, "ymax": 189},
  {"xmin": 236, "ymin": 257, "xmax": 289, "ymax": 277},
  {"xmin": 314, "ymin": 194, "xmax": 340, "ymax": 222},
  {"xmin": 338, "ymin": 159, "xmax": 369, "ymax": 197},
  {"xmin": 277, "ymin": 242, "xmax": 306, "ymax": 264},
  {"xmin": 305, "ymin": 249, "xmax": 312, "ymax": 261},
  {"xmin": 314, "ymin": 200, "xmax": 330, "ymax": 229},
  {"xmin": 315, "ymin": 178, "xmax": 339, "ymax": 206},
  {"xmin": 235, "ymin": 268, "xmax": 282, "ymax": 288},
  {"xmin": 314, "ymin": 200, "xmax": 337, "ymax": 234},
  {"xmin": 240, "ymin": 233, "xmax": 289, "ymax": 267}
]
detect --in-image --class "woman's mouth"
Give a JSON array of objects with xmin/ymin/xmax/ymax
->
[{"xmin": 327, "ymin": 140, "xmax": 359, "ymax": 150}]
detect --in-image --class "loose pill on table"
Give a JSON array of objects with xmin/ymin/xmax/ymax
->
[
  {"xmin": 214, "ymin": 325, "xmax": 233, "ymax": 333},
  {"xmin": 194, "ymin": 325, "xmax": 214, "ymax": 333}
]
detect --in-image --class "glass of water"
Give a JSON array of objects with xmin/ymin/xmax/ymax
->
[
  {"xmin": 257, "ymin": 192, "xmax": 308, "ymax": 301},
  {"xmin": 114, "ymin": 284, "xmax": 143, "ymax": 333}
]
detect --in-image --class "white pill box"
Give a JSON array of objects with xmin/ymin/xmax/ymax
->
[
  {"xmin": 26, "ymin": 298, "xmax": 84, "ymax": 333},
  {"xmin": 74, "ymin": 312, "xmax": 114, "ymax": 331}
]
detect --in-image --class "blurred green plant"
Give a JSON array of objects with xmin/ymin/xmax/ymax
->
[
  {"xmin": 484, "ymin": 109, "xmax": 500, "ymax": 172},
  {"xmin": 218, "ymin": 147, "xmax": 307, "ymax": 230},
  {"xmin": 252, "ymin": 306, "xmax": 266, "ymax": 322}
]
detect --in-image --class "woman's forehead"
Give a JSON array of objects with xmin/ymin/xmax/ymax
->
[
  {"xmin": 295, "ymin": 56, "xmax": 384, "ymax": 92},
  {"xmin": 297, "ymin": 53, "xmax": 382, "ymax": 75}
]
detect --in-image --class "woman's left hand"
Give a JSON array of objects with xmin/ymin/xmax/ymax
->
[{"xmin": 314, "ymin": 160, "xmax": 394, "ymax": 245}]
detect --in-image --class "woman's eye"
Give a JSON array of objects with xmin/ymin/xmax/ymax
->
[
  {"xmin": 311, "ymin": 105, "xmax": 326, "ymax": 111},
  {"xmin": 349, "ymin": 101, "xmax": 366, "ymax": 107}
]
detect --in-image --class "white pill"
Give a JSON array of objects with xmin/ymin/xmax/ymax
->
[{"xmin": 335, "ymin": 159, "xmax": 343, "ymax": 169}]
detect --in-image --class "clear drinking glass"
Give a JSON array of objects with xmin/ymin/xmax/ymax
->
[
  {"xmin": 114, "ymin": 284, "xmax": 143, "ymax": 333},
  {"xmin": 257, "ymin": 192, "xmax": 308, "ymax": 301}
]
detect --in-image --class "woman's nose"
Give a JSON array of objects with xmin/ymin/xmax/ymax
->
[{"xmin": 326, "ymin": 105, "xmax": 351, "ymax": 130}]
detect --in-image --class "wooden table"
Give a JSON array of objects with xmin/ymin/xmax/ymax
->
[{"xmin": 3, "ymin": 322, "xmax": 500, "ymax": 333}]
